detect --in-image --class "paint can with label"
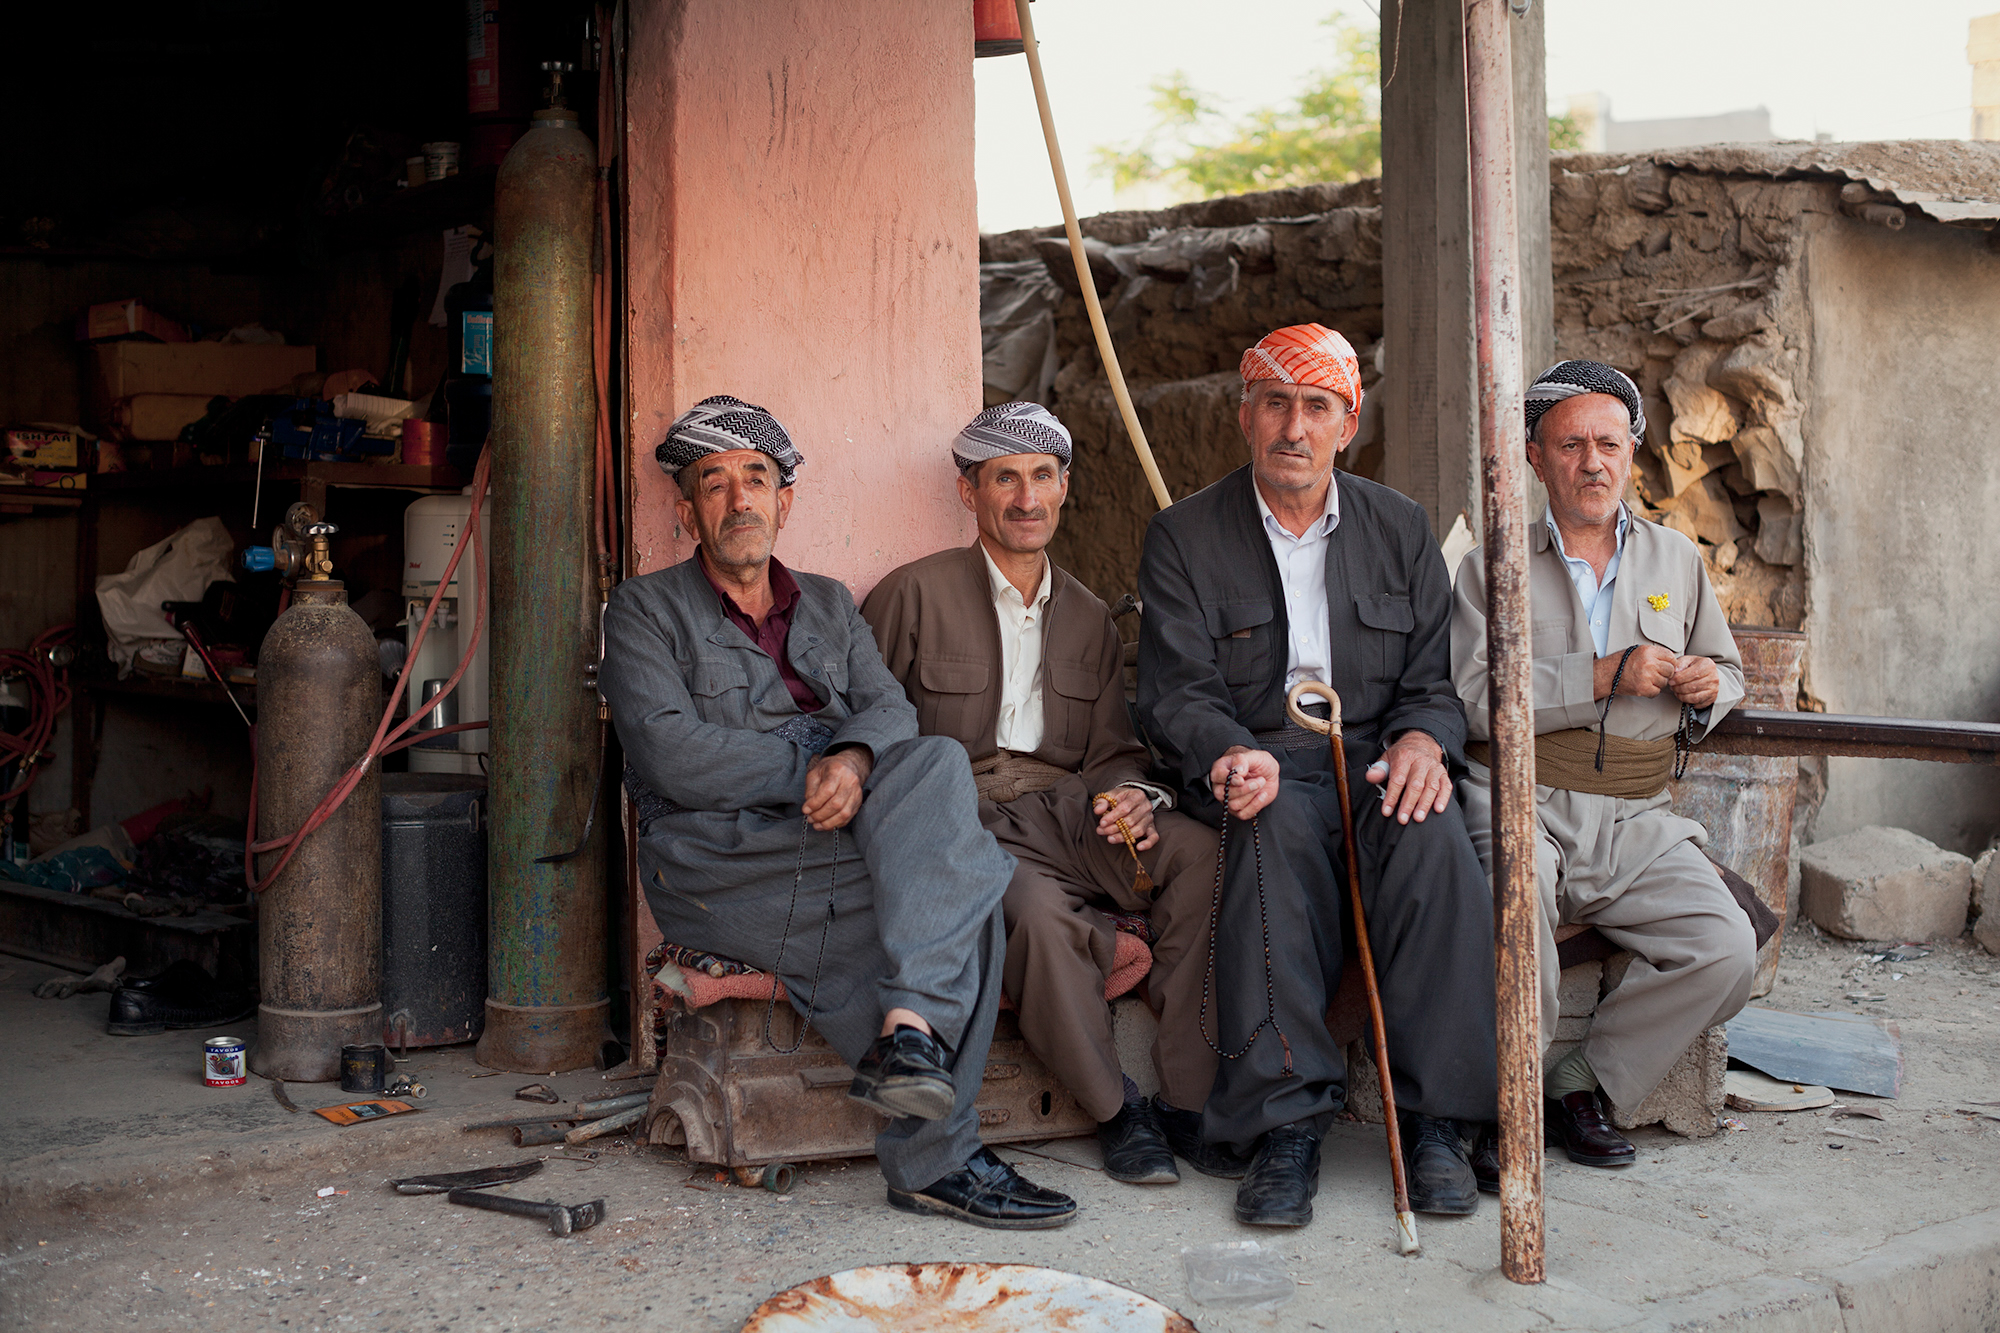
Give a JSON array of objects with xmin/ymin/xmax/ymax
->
[{"xmin": 204, "ymin": 1036, "xmax": 247, "ymax": 1088}]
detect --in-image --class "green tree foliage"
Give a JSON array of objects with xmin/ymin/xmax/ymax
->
[
  {"xmin": 1098, "ymin": 14, "xmax": 1586, "ymax": 201},
  {"xmin": 1095, "ymin": 17, "xmax": 1382, "ymax": 198}
]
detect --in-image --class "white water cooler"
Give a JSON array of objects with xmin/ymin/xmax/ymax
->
[{"xmin": 402, "ymin": 492, "xmax": 491, "ymax": 775}]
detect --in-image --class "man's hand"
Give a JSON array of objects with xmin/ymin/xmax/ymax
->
[
  {"xmin": 1209, "ymin": 746, "xmax": 1281, "ymax": 821},
  {"xmin": 1364, "ymin": 731, "xmax": 1451, "ymax": 825},
  {"xmin": 1093, "ymin": 788, "xmax": 1159, "ymax": 851},
  {"xmin": 803, "ymin": 748, "xmax": 873, "ymax": 831},
  {"xmin": 1670, "ymin": 654, "xmax": 1720, "ymax": 709},
  {"xmin": 1594, "ymin": 643, "xmax": 1676, "ymax": 699}
]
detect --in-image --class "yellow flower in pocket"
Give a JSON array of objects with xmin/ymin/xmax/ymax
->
[{"xmin": 1646, "ymin": 593, "xmax": 1671, "ymax": 612}]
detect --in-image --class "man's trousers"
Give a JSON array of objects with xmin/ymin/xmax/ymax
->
[
  {"xmin": 1201, "ymin": 744, "xmax": 1499, "ymax": 1155},
  {"xmin": 637, "ymin": 734, "xmax": 1015, "ymax": 1192},
  {"xmin": 1460, "ymin": 767, "xmax": 1757, "ymax": 1111},
  {"xmin": 981, "ymin": 772, "xmax": 1220, "ymax": 1123}
]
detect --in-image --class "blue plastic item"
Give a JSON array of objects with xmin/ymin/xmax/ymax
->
[{"xmin": 241, "ymin": 546, "xmax": 277, "ymax": 572}]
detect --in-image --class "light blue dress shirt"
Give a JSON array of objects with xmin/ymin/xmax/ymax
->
[{"xmin": 1546, "ymin": 505, "xmax": 1629, "ymax": 658}]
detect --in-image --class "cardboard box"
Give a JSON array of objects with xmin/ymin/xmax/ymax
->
[
  {"xmin": 5, "ymin": 427, "xmax": 81, "ymax": 468},
  {"xmin": 77, "ymin": 299, "xmax": 189, "ymax": 344},
  {"xmin": 87, "ymin": 343, "xmax": 317, "ymax": 431},
  {"xmin": 0, "ymin": 468, "xmax": 87, "ymax": 489}
]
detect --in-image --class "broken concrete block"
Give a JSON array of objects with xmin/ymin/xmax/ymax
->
[
  {"xmin": 1753, "ymin": 493, "xmax": 1802, "ymax": 566},
  {"xmin": 1974, "ymin": 848, "xmax": 2000, "ymax": 956},
  {"xmin": 1612, "ymin": 1024, "xmax": 1726, "ymax": 1138},
  {"xmin": 1799, "ymin": 825, "xmax": 1973, "ymax": 942},
  {"xmin": 1661, "ymin": 473, "xmax": 1745, "ymax": 548},
  {"xmin": 1731, "ymin": 423, "xmax": 1801, "ymax": 499}
]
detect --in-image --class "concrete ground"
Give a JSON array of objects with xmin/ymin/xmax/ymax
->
[{"xmin": 4, "ymin": 924, "xmax": 2000, "ymax": 1332}]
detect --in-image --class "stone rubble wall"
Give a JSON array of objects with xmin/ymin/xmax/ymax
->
[{"xmin": 986, "ymin": 158, "xmax": 1858, "ymax": 635}]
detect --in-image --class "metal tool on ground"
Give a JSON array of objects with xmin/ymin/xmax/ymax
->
[
  {"xmin": 1285, "ymin": 680, "xmax": 1418, "ymax": 1256},
  {"xmin": 391, "ymin": 1160, "xmax": 544, "ymax": 1195},
  {"xmin": 564, "ymin": 1105, "xmax": 645, "ymax": 1145},
  {"xmin": 446, "ymin": 1188, "xmax": 605, "ymax": 1236},
  {"xmin": 385, "ymin": 1072, "xmax": 427, "ymax": 1099},
  {"xmin": 271, "ymin": 1080, "xmax": 299, "ymax": 1113},
  {"xmin": 515, "ymin": 1082, "xmax": 561, "ymax": 1103}
]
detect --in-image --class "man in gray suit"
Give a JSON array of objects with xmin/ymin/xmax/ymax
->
[
  {"xmin": 1137, "ymin": 326, "xmax": 1498, "ymax": 1228},
  {"xmin": 600, "ymin": 395, "xmax": 1075, "ymax": 1230}
]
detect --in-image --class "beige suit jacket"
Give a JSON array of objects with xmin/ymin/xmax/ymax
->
[
  {"xmin": 1450, "ymin": 509, "xmax": 1745, "ymax": 745},
  {"xmin": 861, "ymin": 541, "xmax": 1152, "ymax": 796}
]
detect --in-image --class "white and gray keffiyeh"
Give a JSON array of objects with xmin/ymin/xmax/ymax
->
[
  {"xmin": 655, "ymin": 395, "xmax": 805, "ymax": 486},
  {"xmin": 1524, "ymin": 360, "xmax": 1647, "ymax": 441},
  {"xmin": 952, "ymin": 401, "xmax": 1072, "ymax": 473}
]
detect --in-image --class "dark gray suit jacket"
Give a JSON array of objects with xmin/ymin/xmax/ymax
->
[
  {"xmin": 600, "ymin": 556, "xmax": 918, "ymax": 814},
  {"xmin": 1137, "ymin": 465, "xmax": 1466, "ymax": 801}
]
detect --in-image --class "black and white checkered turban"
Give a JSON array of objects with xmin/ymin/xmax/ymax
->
[
  {"xmin": 952, "ymin": 401, "xmax": 1072, "ymax": 474},
  {"xmin": 1524, "ymin": 360, "xmax": 1647, "ymax": 441},
  {"xmin": 655, "ymin": 395, "xmax": 805, "ymax": 487}
]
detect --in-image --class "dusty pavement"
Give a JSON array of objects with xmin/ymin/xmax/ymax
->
[{"xmin": 3, "ymin": 924, "xmax": 1999, "ymax": 1333}]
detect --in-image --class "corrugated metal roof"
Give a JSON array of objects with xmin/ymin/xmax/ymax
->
[{"xmin": 1565, "ymin": 140, "xmax": 2000, "ymax": 225}]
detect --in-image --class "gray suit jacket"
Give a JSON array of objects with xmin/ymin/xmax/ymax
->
[
  {"xmin": 1137, "ymin": 465, "xmax": 1466, "ymax": 801},
  {"xmin": 600, "ymin": 556, "xmax": 918, "ymax": 813}
]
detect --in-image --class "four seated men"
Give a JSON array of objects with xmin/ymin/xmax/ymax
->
[{"xmin": 615, "ymin": 357, "xmax": 1755, "ymax": 1229}]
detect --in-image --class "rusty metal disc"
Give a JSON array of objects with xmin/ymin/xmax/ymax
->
[{"xmin": 742, "ymin": 1262, "xmax": 1194, "ymax": 1332}]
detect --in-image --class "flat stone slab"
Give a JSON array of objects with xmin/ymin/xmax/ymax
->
[
  {"xmin": 1724, "ymin": 1067, "xmax": 1834, "ymax": 1111},
  {"xmin": 1799, "ymin": 824, "xmax": 1972, "ymax": 942}
]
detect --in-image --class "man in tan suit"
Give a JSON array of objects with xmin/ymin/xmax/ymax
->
[
  {"xmin": 863, "ymin": 402, "xmax": 1227, "ymax": 1187},
  {"xmin": 1451, "ymin": 360, "xmax": 1755, "ymax": 1175}
]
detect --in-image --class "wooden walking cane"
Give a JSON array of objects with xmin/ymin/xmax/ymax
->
[{"xmin": 1286, "ymin": 680, "xmax": 1419, "ymax": 1255}]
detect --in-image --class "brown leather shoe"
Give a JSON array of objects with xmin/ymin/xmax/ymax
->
[{"xmin": 1546, "ymin": 1091, "xmax": 1636, "ymax": 1168}]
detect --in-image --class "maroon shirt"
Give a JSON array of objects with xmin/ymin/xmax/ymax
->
[{"xmin": 698, "ymin": 550, "xmax": 822, "ymax": 714}]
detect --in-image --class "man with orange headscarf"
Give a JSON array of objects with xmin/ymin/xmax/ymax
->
[{"xmin": 1137, "ymin": 325, "xmax": 1498, "ymax": 1229}]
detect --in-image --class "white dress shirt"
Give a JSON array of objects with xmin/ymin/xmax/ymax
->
[
  {"xmin": 1254, "ymin": 476, "xmax": 1341, "ymax": 691},
  {"xmin": 982, "ymin": 543, "xmax": 1052, "ymax": 753}
]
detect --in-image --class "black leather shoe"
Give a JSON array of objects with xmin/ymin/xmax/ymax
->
[
  {"xmin": 1401, "ymin": 1113, "xmax": 1479, "ymax": 1215},
  {"xmin": 1234, "ymin": 1123, "xmax": 1320, "ymax": 1226},
  {"xmin": 1152, "ymin": 1096, "xmax": 1252, "ymax": 1179},
  {"xmin": 887, "ymin": 1146, "xmax": 1077, "ymax": 1230},
  {"xmin": 849, "ymin": 1026, "xmax": 956, "ymax": 1120},
  {"xmin": 1547, "ymin": 1091, "xmax": 1636, "ymax": 1167},
  {"xmin": 106, "ymin": 961, "xmax": 255, "ymax": 1036},
  {"xmin": 1098, "ymin": 1099, "xmax": 1179, "ymax": 1184},
  {"xmin": 1471, "ymin": 1125, "xmax": 1500, "ymax": 1194}
]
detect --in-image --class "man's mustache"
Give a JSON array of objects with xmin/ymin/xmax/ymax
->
[
  {"xmin": 720, "ymin": 512, "xmax": 769, "ymax": 534},
  {"xmin": 1004, "ymin": 507, "xmax": 1049, "ymax": 523}
]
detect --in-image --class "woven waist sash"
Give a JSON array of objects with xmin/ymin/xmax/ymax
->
[
  {"xmin": 1466, "ymin": 728, "xmax": 1675, "ymax": 800},
  {"xmin": 971, "ymin": 751, "xmax": 1073, "ymax": 804}
]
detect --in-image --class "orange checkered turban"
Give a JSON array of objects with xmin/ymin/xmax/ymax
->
[{"xmin": 1239, "ymin": 324, "xmax": 1363, "ymax": 413}]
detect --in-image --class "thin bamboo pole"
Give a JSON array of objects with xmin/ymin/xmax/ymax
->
[
  {"xmin": 1464, "ymin": 0, "xmax": 1544, "ymax": 1287},
  {"xmin": 1012, "ymin": 0, "xmax": 1172, "ymax": 511}
]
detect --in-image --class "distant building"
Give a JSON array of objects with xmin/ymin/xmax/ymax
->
[
  {"xmin": 1561, "ymin": 94, "xmax": 1773, "ymax": 153},
  {"xmin": 1974, "ymin": 12, "xmax": 2000, "ymax": 140}
]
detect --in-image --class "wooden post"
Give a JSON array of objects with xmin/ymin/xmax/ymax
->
[{"xmin": 1464, "ymin": 0, "xmax": 1544, "ymax": 1286}]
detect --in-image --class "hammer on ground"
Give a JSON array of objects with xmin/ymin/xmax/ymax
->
[{"xmin": 446, "ymin": 1187, "xmax": 606, "ymax": 1236}]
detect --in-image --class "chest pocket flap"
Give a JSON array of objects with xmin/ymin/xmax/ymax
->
[
  {"xmin": 1637, "ymin": 604, "xmax": 1685, "ymax": 652},
  {"xmin": 691, "ymin": 658, "xmax": 751, "ymax": 696},
  {"xmin": 919, "ymin": 658, "xmax": 988, "ymax": 695},
  {"xmin": 1354, "ymin": 593, "xmax": 1415, "ymax": 633},
  {"xmin": 1047, "ymin": 664, "xmax": 1100, "ymax": 700},
  {"xmin": 1203, "ymin": 598, "xmax": 1273, "ymax": 639}
]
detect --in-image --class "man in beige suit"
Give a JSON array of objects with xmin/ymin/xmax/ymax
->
[
  {"xmin": 863, "ymin": 402, "xmax": 1227, "ymax": 1187},
  {"xmin": 1451, "ymin": 360, "xmax": 1755, "ymax": 1174}
]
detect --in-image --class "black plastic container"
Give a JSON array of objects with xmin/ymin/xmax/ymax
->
[{"xmin": 380, "ymin": 773, "xmax": 488, "ymax": 1048}]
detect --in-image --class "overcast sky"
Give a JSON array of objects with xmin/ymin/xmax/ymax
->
[{"xmin": 974, "ymin": 0, "xmax": 1996, "ymax": 233}]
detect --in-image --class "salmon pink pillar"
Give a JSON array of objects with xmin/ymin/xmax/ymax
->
[{"xmin": 623, "ymin": 0, "xmax": 981, "ymax": 593}]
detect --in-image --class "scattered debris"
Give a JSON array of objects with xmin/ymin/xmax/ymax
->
[
  {"xmin": 312, "ymin": 1099, "xmax": 421, "ymax": 1126},
  {"xmin": 515, "ymin": 1083, "xmax": 561, "ymax": 1104},
  {"xmin": 1831, "ymin": 1104, "xmax": 1886, "ymax": 1121},
  {"xmin": 271, "ymin": 1081, "xmax": 299, "ymax": 1114},
  {"xmin": 1724, "ymin": 1006, "xmax": 1902, "ymax": 1098},
  {"xmin": 390, "ymin": 1161, "xmax": 544, "ymax": 1195},
  {"xmin": 315, "ymin": 1187, "xmax": 347, "ymax": 1198},
  {"xmin": 1875, "ymin": 946, "xmax": 1932, "ymax": 963},
  {"xmin": 1724, "ymin": 1069, "xmax": 1833, "ymax": 1111},
  {"xmin": 1717, "ymin": 1117, "xmax": 1748, "ymax": 1133},
  {"xmin": 446, "ymin": 1188, "xmax": 605, "ymax": 1237},
  {"xmin": 1824, "ymin": 1126, "xmax": 1881, "ymax": 1144},
  {"xmin": 1955, "ymin": 1107, "xmax": 2000, "ymax": 1123},
  {"xmin": 1182, "ymin": 1240, "xmax": 1294, "ymax": 1310},
  {"xmin": 384, "ymin": 1073, "xmax": 427, "ymax": 1100}
]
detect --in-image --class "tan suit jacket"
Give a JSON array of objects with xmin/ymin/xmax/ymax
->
[
  {"xmin": 1451, "ymin": 509, "xmax": 1745, "ymax": 745},
  {"xmin": 861, "ymin": 542, "xmax": 1151, "ymax": 795}
]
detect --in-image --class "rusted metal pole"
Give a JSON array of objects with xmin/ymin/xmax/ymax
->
[{"xmin": 1465, "ymin": 0, "xmax": 1544, "ymax": 1286}]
